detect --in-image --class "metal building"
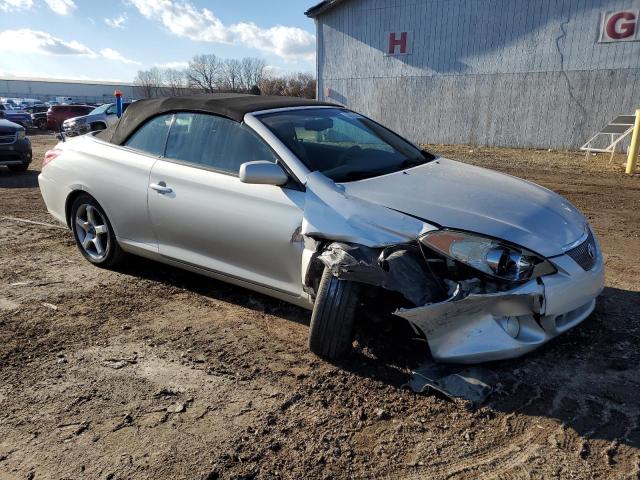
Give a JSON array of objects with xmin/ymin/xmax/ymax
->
[
  {"xmin": 306, "ymin": 0, "xmax": 640, "ymax": 149},
  {"xmin": 0, "ymin": 76, "xmax": 137, "ymax": 104}
]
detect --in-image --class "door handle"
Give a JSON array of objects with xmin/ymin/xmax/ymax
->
[{"xmin": 150, "ymin": 182, "xmax": 173, "ymax": 194}]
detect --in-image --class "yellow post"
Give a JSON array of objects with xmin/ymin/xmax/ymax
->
[{"xmin": 626, "ymin": 108, "xmax": 640, "ymax": 174}]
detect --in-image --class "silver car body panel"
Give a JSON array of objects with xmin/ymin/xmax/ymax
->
[
  {"xmin": 148, "ymin": 157, "xmax": 306, "ymax": 297},
  {"xmin": 341, "ymin": 158, "xmax": 587, "ymax": 257},
  {"xmin": 303, "ymin": 171, "xmax": 436, "ymax": 247},
  {"xmin": 38, "ymin": 107, "xmax": 605, "ymax": 363}
]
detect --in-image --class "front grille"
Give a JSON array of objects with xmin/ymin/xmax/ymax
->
[
  {"xmin": 566, "ymin": 229, "xmax": 597, "ymax": 271},
  {"xmin": 0, "ymin": 133, "xmax": 16, "ymax": 145}
]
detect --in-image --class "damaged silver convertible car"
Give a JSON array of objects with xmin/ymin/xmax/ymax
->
[{"xmin": 38, "ymin": 94, "xmax": 604, "ymax": 363}]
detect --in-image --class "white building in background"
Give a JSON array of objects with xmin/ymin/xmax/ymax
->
[
  {"xmin": 306, "ymin": 0, "xmax": 640, "ymax": 149},
  {"xmin": 0, "ymin": 76, "xmax": 137, "ymax": 104}
]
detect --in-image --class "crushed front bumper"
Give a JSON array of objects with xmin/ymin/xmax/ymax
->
[{"xmin": 396, "ymin": 252, "xmax": 605, "ymax": 364}]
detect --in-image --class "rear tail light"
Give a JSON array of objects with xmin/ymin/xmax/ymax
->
[{"xmin": 43, "ymin": 149, "xmax": 62, "ymax": 168}]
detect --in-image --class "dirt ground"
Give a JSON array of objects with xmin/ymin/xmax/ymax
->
[{"xmin": 1, "ymin": 135, "xmax": 639, "ymax": 480}]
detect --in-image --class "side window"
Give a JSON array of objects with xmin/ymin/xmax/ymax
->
[
  {"xmin": 164, "ymin": 112, "xmax": 277, "ymax": 174},
  {"xmin": 124, "ymin": 114, "xmax": 173, "ymax": 156},
  {"xmin": 106, "ymin": 105, "xmax": 116, "ymax": 115}
]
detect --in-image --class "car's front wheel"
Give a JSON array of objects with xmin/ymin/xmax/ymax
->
[
  {"xmin": 308, "ymin": 267, "xmax": 361, "ymax": 360},
  {"xmin": 70, "ymin": 194, "xmax": 124, "ymax": 268}
]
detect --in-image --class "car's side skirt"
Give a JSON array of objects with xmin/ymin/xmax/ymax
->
[{"xmin": 119, "ymin": 238, "xmax": 314, "ymax": 310}]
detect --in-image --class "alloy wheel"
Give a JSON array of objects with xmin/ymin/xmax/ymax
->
[{"xmin": 74, "ymin": 204, "xmax": 110, "ymax": 261}]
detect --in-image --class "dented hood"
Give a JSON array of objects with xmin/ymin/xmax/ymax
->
[{"xmin": 340, "ymin": 158, "xmax": 586, "ymax": 257}]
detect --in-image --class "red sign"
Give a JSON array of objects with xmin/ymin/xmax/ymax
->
[
  {"xmin": 600, "ymin": 10, "xmax": 640, "ymax": 42},
  {"xmin": 385, "ymin": 31, "xmax": 411, "ymax": 56}
]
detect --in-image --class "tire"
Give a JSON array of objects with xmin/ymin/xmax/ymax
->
[
  {"xmin": 70, "ymin": 194, "xmax": 124, "ymax": 268},
  {"xmin": 8, "ymin": 164, "xmax": 28, "ymax": 172},
  {"xmin": 36, "ymin": 118, "xmax": 47, "ymax": 130},
  {"xmin": 308, "ymin": 267, "xmax": 361, "ymax": 360}
]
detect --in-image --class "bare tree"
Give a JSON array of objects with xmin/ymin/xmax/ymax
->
[
  {"xmin": 187, "ymin": 54, "xmax": 223, "ymax": 93},
  {"xmin": 220, "ymin": 58, "xmax": 242, "ymax": 92},
  {"xmin": 259, "ymin": 72, "xmax": 316, "ymax": 98},
  {"xmin": 163, "ymin": 68, "xmax": 187, "ymax": 96},
  {"xmin": 135, "ymin": 53, "xmax": 315, "ymax": 99},
  {"xmin": 284, "ymin": 72, "xmax": 316, "ymax": 99},
  {"xmin": 240, "ymin": 57, "xmax": 266, "ymax": 91},
  {"xmin": 133, "ymin": 67, "xmax": 164, "ymax": 98},
  {"xmin": 259, "ymin": 76, "xmax": 287, "ymax": 96}
]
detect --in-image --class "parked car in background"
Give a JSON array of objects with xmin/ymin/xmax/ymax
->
[
  {"xmin": 24, "ymin": 105, "xmax": 49, "ymax": 114},
  {"xmin": 0, "ymin": 104, "xmax": 32, "ymax": 129},
  {"xmin": 62, "ymin": 102, "xmax": 130, "ymax": 137},
  {"xmin": 22, "ymin": 105, "xmax": 49, "ymax": 130},
  {"xmin": 0, "ymin": 119, "xmax": 32, "ymax": 172},
  {"xmin": 38, "ymin": 94, "xmax": 604, "ymax": 363},
  {"xmin": 31, "ymin": 111, "xmax": 48, "ymax": 130},
  {"xmin": 47, "ymin": 105, "xmax": 94, "ymax": 131}
]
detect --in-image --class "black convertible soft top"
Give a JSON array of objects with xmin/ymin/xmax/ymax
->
[{"xmin": 101, "ymin": 93, "xmax": 336, "ymax": 145}]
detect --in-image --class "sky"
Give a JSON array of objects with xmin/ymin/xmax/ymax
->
[{"xmin": 0, "ymin": 0, "xmax": 320, "ymax": 82}]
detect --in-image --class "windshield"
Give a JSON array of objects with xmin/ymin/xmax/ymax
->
[
  {"xmin": 89, "ymin": 104, "xmax": 111, "ymax": 115},
  {"xmin": 258, "ymin": 107, "xmax": 434, "ymax": 182}
]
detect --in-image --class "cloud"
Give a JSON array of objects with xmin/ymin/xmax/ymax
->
[
  {"xmin": 105, "ymin": 13, "xmax": 127, "ymax": 29},
  {"xmin": 0, "ymin": 29, "xmax": 141, "ymax": 65},
  {"xmin": 44, "ymin": 0, "xmax": 75, "ymax": 15},
  {"xmin": 0, "ymin": 0, "xmax": 34, "ymax": 12},
  {"xmin": 100, "ymin": 47, "xmax": 140, "ymax": 65},
  {"xmin": 0, "ymin": 29, "xmax": 95, "ymax": 56},
  {"xmin": 156, "ymin": 61, "xmax": 189, "ymax": 69},
  {"xmin": 129, "ymin": 0, "xmax": 315, "ymax": 61},
  {"xmin": 0, "ymin": 0, "xmax": 75, "ymax": 14}
]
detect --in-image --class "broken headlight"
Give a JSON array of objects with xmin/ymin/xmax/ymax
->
[{"xmin": 419, "ymin": 230, "xmax": 556, "ymax": 282}]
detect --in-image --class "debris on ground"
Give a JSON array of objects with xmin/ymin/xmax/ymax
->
[
  {"xmin": 102, "ymin": 357, "xmax": 137, "ymax": 369},
  {"xmin": 407, "ymin": 362, "xmax": 499, "ymax": 406},
  {"xmin": 167, "ymin": 402, "xmax": 187, "ymax": 413},
  {"xmin": 112, "ymin": 413, "xmax": 134, "ymax": 431}
]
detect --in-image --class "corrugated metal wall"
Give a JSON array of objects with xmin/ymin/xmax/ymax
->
[
  {"xmin": 0, "ymin": 79, "xmax": 137, "ymax": 104},
  {"xmin": 316, "ymin": 0, "xmax": 640, "ymax": 149}
]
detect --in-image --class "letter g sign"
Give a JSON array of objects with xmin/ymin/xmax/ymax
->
[{"xmin": 600, "ymin": 11, "xmax": 639, "ymax": 42}]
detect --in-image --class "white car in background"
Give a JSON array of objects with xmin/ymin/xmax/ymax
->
[
  {"xmin": 38, "ymin": 94, "xmax": 605, "ymax": 364},
  {"xmin": 62, "ymin": 102, "xmax": 131, "ymax": 137}
]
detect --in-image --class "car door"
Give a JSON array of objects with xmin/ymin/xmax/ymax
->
[
  {"xmin": 88, "ymin": 113, "xmax": 173, "ymax": 252},
  {"xmin": 147, "ymin": 112, "xmax": 306, "ymax": 297}
]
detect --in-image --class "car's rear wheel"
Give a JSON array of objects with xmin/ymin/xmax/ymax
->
[
  {"xmin": 308, "ymin": 267, "xmax": 361, "ymax": 360},
  {"xmin": 70, "ymin": 194, "xmax": 124, "ymax": 268}
]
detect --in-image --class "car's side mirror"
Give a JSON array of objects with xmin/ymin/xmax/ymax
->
[{"xmin": 239, "ymin": 161, "xmax": 288, "ymax": 186}]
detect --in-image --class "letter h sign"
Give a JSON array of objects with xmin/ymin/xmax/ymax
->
[{"xmin": 385, "ymin": 31, "xmax": 412, "ymax": 56}]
